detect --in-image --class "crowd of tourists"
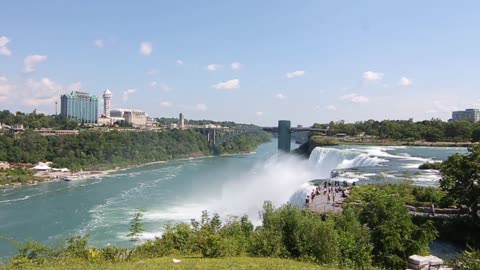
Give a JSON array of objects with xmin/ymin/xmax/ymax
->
[{"xmin": 305, "ymin": 180, "xmax": 352, "ymax": 207}]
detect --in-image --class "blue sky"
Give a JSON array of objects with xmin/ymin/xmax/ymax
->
[{"xmin": 1, "ymin": 1, "xmax": 479, "ymax": 126}]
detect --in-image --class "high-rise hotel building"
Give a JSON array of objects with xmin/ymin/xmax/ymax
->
[{"xmin": 60, "ymin": 91, "xmax": 99, "ymax": 124}]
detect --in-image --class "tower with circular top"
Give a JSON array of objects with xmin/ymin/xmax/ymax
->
[{"xmin": 103, "ymin": 89, "xmax": 112, "ymax": 118}]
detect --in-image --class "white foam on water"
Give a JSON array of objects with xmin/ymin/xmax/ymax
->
[
  {"xmin": 308, "ymin": 147, "xmax": 387, "ymax": 178},
  {"xmin": 0, "ymin": 193, "xmax": 45, "ymax": 204},
  {"xmin": 143, "ymin": 203, "xmax": 206, "ymax": 223}
]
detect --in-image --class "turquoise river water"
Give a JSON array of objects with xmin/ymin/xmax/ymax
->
[{"xmin": 0, "ymin": 140, "xmax": 468, "ymax": 259}]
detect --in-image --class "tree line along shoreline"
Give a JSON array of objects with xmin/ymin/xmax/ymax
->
[{"xmin": 0, "ymin": 129, "xmax": 272, "ymax": 187}]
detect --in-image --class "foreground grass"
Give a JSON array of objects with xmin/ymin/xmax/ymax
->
[{"xmin": 1, "ymin": 257, "xmax": 337, "ymax": 270}]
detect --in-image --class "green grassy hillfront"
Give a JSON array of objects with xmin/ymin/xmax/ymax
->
[{"xmin": 1, "ymin": 256, "xmax": 335, "ymax": 270}]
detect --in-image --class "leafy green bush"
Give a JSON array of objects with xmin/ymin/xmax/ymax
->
[
  {"xmin": 455, "ymin": 248, "xmax": 480, "ymax": 269},
  {"xmin": 412, "ymin": 186, "xmax": 446, "ymax": 205},
  {"xmin": 256, "ymin": 202, "xmax": 340, "ymax": 264},
  {"xmin": 159, "ymin": 223, "xmax": 195, "ymax": 255},
  {"xmin": 100, "ymin": 246, "xmax": 132, "ymax": 262},
  {"xmin": 249, "ymin": 228, "xmax": 284, "ymax": 257},
  {"xmin": 9, "ymin": 240, "xmax": 57, "ymax": 266},
  {"xmin": 335, "ymin": 207, "xmax": 373, "ymax": 268},
  {"xmin": 357, "ymin": 189, "xmax": 438, "ymax": 269},
  {"xmin": 63, "ymin": 235, "xmax": 89, "ymax": 260}
]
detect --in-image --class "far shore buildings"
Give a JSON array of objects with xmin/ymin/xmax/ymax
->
[
  {"xmin": 60, "ymin": 91, "xmax": 99, "ymax": 124},
  {"xmin": 96, "ymin": 89, "xmax": 155, "ymax": 128},
  {"xmin": 451, "ymin": 109, "xmax": 480, "ymax": 122},
  {"xmin": 110, "ymin": 109, "xmax": 148, "ymax": 128}
]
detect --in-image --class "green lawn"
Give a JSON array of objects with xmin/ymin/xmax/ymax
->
[{"xmin": 2, "ymin": 257, "xmax": 338, "ymax": 270}]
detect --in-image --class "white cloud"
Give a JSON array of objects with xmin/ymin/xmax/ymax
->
[
  {"xmin": 275, "ymin": 93, "xmax": 287, "ymax": 100},
  {"xmin": 122, "ymin": 88, "xmax": 137, "ymax": 102},
  {"xmin": 140, "ymin": 42, "xmax": 153, "ymax": 55},
  {"xmin": 339, "ymin": 93, "xmax": 369, "ymax": 104},
  {"xmin": 67, "ymin": 81, "xmax": 83, "ymax": 91},
  {"xmin": 399, "ymin": 76, "xmax": 413, "ymax": 86},
  {"xmin": 286, "ymin": 70, "xmax": 305, "ymax": 79},
  {"xmin": 0, "ymin": 77, "xmax": 85, "ymax": 108},
  {"xmin": 160, "ymin": 101, "xmax": 172, "ymax": 107},
  {"xmin": 256, "ymin": 111, "xmax": 264, "ymax": 116},
  {"xmin": 159, "ymin": 83, "xmax": 173, "ymax": 92},
  {"xmin": 195, "ymin": 103, "xmax": 208, "ymax": 111},
  {"xmin": 231, "ymin": 62, "xmax": 242, "ymax": 70},
  {"xmin": 0, "ymin": 76, "xmax": 14, "ymax": 101},
  {"xmin": 363, "ymin": 71, "xmax": 384, "ymax": 81},
  {"xmin": 432, "ymin": 100, "xmax": 458, "ymax": 113},
  {"xmin": 0, "ymin": 36, "xmax": 12, "ymax": 56},
  {"xmin": 23, "ymin": 54, "xmax": 47, "ymax": 73},
  {"xmin": 151, "ymin": 81, "xmax": 173, "ymax": 92},
  {"xmin": 23, "ymin": 78, "xmax": 62, "ymax": 106},
  {"xmin": 94, "ymin": 39, "xmax": 105, "ymax": 48},
  {"xmin": 176, "ymin": 59, "xmax": 184, "ymax": 65},
  {"xmin": 146, "ymin": 69, "xmax": 158, "ymax": 75},
  {"xmin": 212, "ymin": 79, "xmax": 240, "ymax": 90},
  {"xmin": 324, "ymin": 105, "xmax": 337, "ymax": 111},
  {"xmin": 206, "ymin": 64, "xmax": 222, "ymax": 71}
]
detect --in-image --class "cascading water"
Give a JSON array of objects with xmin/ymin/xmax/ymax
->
[
  {"xmin": 285, "ymin": 147, "xmax": 386, "ymax": 207},
  {"xmin": 308, "ymin": 147, "xmax": 385, "ymax": 177}
]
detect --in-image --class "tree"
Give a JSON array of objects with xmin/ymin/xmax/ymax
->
[
  {"xmin": 357, "ymin": 189, "xmax": 437, "ymax": 269},
  {"xmin": 440, "ymin": 145, "xmax": 480, "ymax": 221},
  {"xmin": 127, "ymin": 209, "xmax": 145, "ymax": 246},
  {"xmin": 472, "ymin": 127, "xmax": 480, "ymax": 142},
  {"xmin": 424, "ymin": 128, "xmax": 444, "ymax": 142}
]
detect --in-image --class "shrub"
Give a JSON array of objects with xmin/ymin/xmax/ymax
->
[
  {"xmin": 249, "ymin": 228, "xmax": 284, "ymax": 257},
  {"xmin": 133, "ymin": 238, "xmax": 170, "ymax": 258},
  {"xmin": 9, "ymin": 240, "xmax": 57, "ymax": 266},
  {"xmin": 99, "ymin": 246, "xmax": 132, "ymax": 262},
  {"xmin": 159, "ymin": 223, "xmax": 195, "ymax": 255},
  {"xmin": 63, "ymin": 235, "xmax": 89, "ymax": 260},
  {"xmin": 335, "ymin": 207, "xmax": 373, "ymax": 268},
  {"xmin": 412, "ymin": 186, "xmax": 446, "ymax": 204},
  {"xmin": 455, "ymin": 248, "xmax": 480, "ymax": 269}
]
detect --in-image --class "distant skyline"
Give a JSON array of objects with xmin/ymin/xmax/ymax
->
[{"xmin": 1, "ymin": 1, "xmax": 480, "ymax": 126}]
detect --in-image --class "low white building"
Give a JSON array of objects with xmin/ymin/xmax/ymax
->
[
  {"xmin": 33, "ymin": 162, "xmax": 52, "ymax": 171},
  {"xmin": 110, "ymin": 109, "xmax": 147, "ymax": 128}
]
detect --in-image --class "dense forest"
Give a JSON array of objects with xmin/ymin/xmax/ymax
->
[
  {"xmin": 0, "ymin": 129, "xmax": 271, "ymax": 171},
  {"xmin": 215, "ymin": 132, "xmax": 272, "ymax": 155},
  {"xmin": 0, "ymin": 130, "xmax": 211, "ymax": 170},
  {"xmin": 314, "ymin": 118, "xmax": 480, "ymax": 142}
]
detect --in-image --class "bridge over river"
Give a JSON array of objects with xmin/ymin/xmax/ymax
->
[{"xmin": 196, "ymin": 120, "xmax": 327, "ymax": 152}]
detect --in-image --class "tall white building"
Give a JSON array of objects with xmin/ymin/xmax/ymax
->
[{"xmin": 102, "ymin": 89, "xmax": 112, "ymax": 118}]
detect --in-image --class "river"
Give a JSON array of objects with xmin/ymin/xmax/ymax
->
[{"xmin": 0, "ymin": 139, "xmax": 468, "ymax": 259}]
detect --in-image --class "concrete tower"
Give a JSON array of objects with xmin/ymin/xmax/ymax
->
[
  {"xmin": 178, "ymin": 113, "xmax": 185, "ymax": 129},
  {"xmin": 278, "ymin": 120, "xmax": 291, "ymax": 152},
  {"xmin": 103, "ymin": 89, "xmax": 112, "ymax": 118}
]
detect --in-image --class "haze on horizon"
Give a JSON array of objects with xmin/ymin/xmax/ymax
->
[{"xmin": 0, "ymin": 1, "xmax": 479, "ymax": 126}]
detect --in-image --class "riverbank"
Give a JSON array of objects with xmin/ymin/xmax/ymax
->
[{"xmin": 0, "ymin": 151, "xmax": 258, "ymax": 189}]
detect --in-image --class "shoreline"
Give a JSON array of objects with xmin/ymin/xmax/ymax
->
[{"xmin": 0, "ymin": 151, "xmax": 256, "ymax": 189}]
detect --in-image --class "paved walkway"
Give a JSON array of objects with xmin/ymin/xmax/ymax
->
[{"xmin": 304, "ymin": 187, "xmax": 346, "ymax": 214}]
